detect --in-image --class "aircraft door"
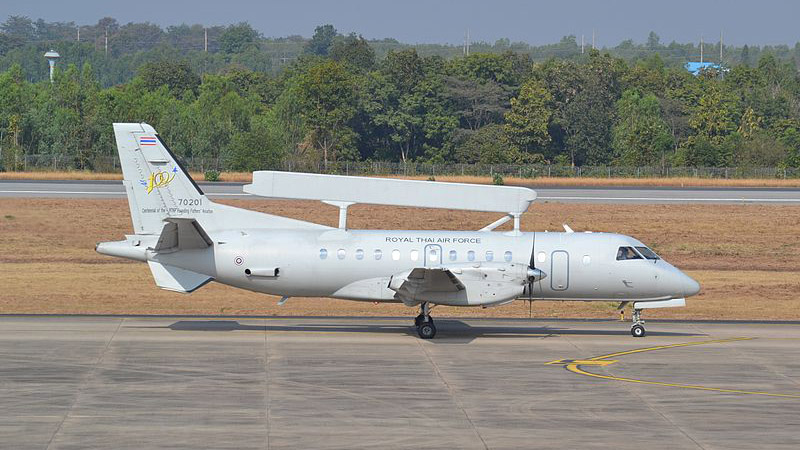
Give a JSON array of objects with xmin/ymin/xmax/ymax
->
[
  {"xmin": 424, "ymin": 244, "xmax": 442, "ymax": 267},
  {"xmin": 550, "ymin": 251, "xmax": 569, "ymax": 291}
]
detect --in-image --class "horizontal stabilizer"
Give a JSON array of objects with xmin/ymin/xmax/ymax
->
[{"xmin": 147, "ymin": 261, "xmax": 212, "ymax": 293}]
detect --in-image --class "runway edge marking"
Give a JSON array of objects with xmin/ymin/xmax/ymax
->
[{"xmin": 548, "ymin": 337, "xmax": 800, "ymax": 399}]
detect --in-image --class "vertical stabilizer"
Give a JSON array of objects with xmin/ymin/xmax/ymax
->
[
  {"xmin": 113, "ymin": 123, "xmax": 330, "ymax": 234},
  {"xmin": 114, "ymin": 123, "xmax": 206, "ymax": 234}
]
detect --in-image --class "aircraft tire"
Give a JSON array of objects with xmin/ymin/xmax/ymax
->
[
  {"xmin": 631, "ymin": 324, "xmax": 646, "ymax": 338},
  {"xmin": 418, "ymin": 322, "xmax": 436, "ymax": 339}
]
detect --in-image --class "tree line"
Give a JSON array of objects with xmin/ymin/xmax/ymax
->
[{"xmin": 1, "ymin": 17, "xmax": 799, "ymax": 172}]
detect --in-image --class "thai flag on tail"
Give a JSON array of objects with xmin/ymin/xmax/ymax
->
[{"xmin": 139, "ymin": 136, "xmax": 157, "ymax": 146}]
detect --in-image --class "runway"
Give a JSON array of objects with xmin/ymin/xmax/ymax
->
[
  {"xmin": 2, "ymin": 179, "xmax": 800, "ymax": 203},
  {"xmin": 2, "ymin": 316, "xmax": 798, "ymax": 449}
]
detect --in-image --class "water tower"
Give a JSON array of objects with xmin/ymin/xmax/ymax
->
[{"xmin": 44, "ymin": 50, "xmax": 60, "ymax": 83}]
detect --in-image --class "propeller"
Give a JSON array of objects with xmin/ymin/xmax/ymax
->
[
  {"xmin": 527, "ymin": 233, "xmax": 536, "ymax": 302},
  {"xmin": 525, "ymin": 232, "xmax": 546, "ymax": 301}
]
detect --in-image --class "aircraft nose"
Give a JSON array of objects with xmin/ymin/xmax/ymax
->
[{"xmin": 681, "ymin": 273, "xmax": 701, "ymax": 297}]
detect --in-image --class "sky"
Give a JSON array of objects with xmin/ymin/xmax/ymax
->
[{"xmin": 6, "ymin": 0, "xmax": 800, "ymax": 47}]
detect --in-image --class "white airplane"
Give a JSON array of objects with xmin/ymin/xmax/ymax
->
[{"xmin": 97, "ymin": 123, "xmax": 700, "ymax": 339}]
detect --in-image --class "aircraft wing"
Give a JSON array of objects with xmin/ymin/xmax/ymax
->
[{"xmin": 389, "ymin": 268, "xmax": 466, "ymax": 305}]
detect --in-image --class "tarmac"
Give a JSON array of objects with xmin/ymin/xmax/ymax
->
[
  {"xmin": 3, "ymin": 179, "xmax": 800, "ymax": 203},
  {"xmin": 1, "ymin": 316, "xmax": 799, "ymax": 449}
]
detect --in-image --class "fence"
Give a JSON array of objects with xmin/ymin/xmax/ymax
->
[{"xmin": 3, "ymin": 154, "xmax": 799, "ymax": 179}]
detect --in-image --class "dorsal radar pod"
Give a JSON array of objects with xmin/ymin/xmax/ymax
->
[{"xmin": 243, "ymin": 171, "xmax": 537, "ymax": 233}]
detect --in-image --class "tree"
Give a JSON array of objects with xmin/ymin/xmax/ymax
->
[
  {"xmin": 451, "ymin": 124, "xmax": 526, "ymax": 164},
  {"xmin": 444, "ymin": 76, "xmax": 509, "ymax": 130},
  {"xmin": 138, "ymin": 60, "xmax": 200, "ymax": 95},
  {"xmin": 226, "ymin": 112, "xmax": 287, "ymax": 171},
  {"xmin": 646, "ymin": 32, "xmax": 661, "ymax": 50},
  {"xmin": 563, "ymin": 51, "xmax": 622, "ymax": 166},
  {"xmin": 504, "ymin": 79, "xmax": 552, "ymax": 153},
  {"xmin": 0, "ymin": 16, "xmax": 35, "ymax": 41},
  {"xmin": 220, "ymin": 22, "xmax": 260, "ymax": 54},
  {"xmin": 688, "ymin": 83, "xmax": 738, "ymax": 145},
  {"xmin": 304, "ymin": 24, "xmax": 337, "ymax": 56},
  {"xmin": 612, "ymin": 90, "xmax": 673, "ymax": 166},
  {"xmin": 453, "ymin": 53, "xmax": 516, "ymax": 86},
  {"xmin": 382, "ymin": 49, "xmax": 424, "ymax": 93},
  {"xmin": 0, "ymin": 63, "xmax": 31, "ymax": 169},
  {"xmin": 294, "ymin": 60, "xmax": 358, "ymax": 167},
  {"xmin": 330, "ymin": 33, "xmax": 375, "ymax": 71}
]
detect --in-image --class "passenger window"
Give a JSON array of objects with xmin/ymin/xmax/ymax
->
[
  {"xmin": 485, "ymin": 250, "xmax": 494, "ymax": 261},
  {"xmin": 319, "ymin": 248, "xmax": 328, "ymax": 260},
  {"xmin": 337, "ymin": 248, "xmax": 346, "ymax": 260},
  {"xmin": 467, "ymin": 250, "xmax": 475, "ymax": 261},
  {"xmin": 582, "ymin": 255, "xmax": 591, "ymax": 265},
  {"xmin": 355, "ymin": 249, "xmax": 364, "ymax": 260},
  {"xmin": 391, "ymin": 249, "xmax": 400, "ymax": 261},
  {"xmin": 635, "ymin": 246, "xmax": 660, "ymax": 260},
  {"xmin": 537, "ymin": 252, "xmax": 546, "ymax": 263},
  {"xmin": 428, "ymin": 248, "xmax": 439, "ymax": 262},
  {"xmin": 504, "ymin": 251, "xmax": 512, "ymax": 262},
  {"xmin": 410, "ymin": 249, "xmax": 419, "ymax": 261},
  {"xmin": 374, "ymin": 249, "xmax": 382, "ymax": 260},
  {"xmin": 449, "ymin": 250, "xmax": 457, "ymax": 261},
  {"xmin": 616, "ymin": 246, "xmax": 642, "ymax": 261}
]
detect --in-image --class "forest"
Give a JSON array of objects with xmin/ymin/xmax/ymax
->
[{"xmin": 1, "ymin": 16, "xmax": 800, "ymax": 172}]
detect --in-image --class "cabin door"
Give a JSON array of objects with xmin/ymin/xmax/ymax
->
[{"xmin": 550, "ymin": 251, "xmax": 569, "ymax": 291}]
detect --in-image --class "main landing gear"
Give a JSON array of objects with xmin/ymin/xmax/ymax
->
[
  {"xmin": 414, "ymin": 302, "xmax": 436, "ymax": 339},
  {"xmin": 630, "ymin": 308, "xmax": 646, "ymax": 337}
]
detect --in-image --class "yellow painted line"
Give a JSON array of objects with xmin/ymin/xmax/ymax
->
[
  {"xmin": 587, "ymin": 337, "xmax": 755, "ymax": 361},
  {"xmin": 546, "ymin": 359, "xmax": 618, "ymax": 366},
  {"xmin": 553, "ymin": 337, "xmax": 800, "ymax": 399}
]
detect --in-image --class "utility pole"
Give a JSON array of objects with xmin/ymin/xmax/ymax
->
[
  {"xmin": 77, "ymin": 26, "xmax": 80, "ymax": 42},
  {"xmin": 592, "ymin": 29, "xmax": 596, "ymax": 50},
  {"xmin": 104, "ymin": 27, "xmax": 108, "ymax": 56},
  {"xmin": 719, "ymin": 30, "xmax": 724, "ymax": 79},
  {"xmin": 204, "ymin": 27, "xmax": 208, "ymax": 52},
  {"xmin": 700, "ymin": 35, "xmax": 704, "ymax": 64},
  {"xmin": 581, "ymin": 34, "xmax": 585, "ymax": 54}
]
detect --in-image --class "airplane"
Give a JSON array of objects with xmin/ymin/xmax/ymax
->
[{"xmin": 97, "ymin": 123, "xmax": 701, "ymax": 339}]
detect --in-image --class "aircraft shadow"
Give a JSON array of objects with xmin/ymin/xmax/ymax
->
[{"xmin": 157, "ymin": 320, "xmax": 702, "ymax": 343}]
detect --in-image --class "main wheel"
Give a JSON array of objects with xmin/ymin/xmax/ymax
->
[
  {"xmin": 631, "ymin": 324, "xmax": 646, "ymax": 338},
  {"xmin": 418, "ymin": 322, "xmax": 437, "ymax": 339}
]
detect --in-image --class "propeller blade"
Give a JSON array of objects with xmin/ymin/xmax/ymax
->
[{"xmin": 528, "ymin": 232, "xmax": 535, "ymax": 301}]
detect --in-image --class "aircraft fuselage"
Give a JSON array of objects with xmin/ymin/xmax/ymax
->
[{"xmin": 149, "ymin": 228, "xmax": 698, "ymax": 306}]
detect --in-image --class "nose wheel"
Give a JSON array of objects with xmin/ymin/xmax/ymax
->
[
  {"xmin": 630, "ymin": 308, "xmax": 646, "ymax": 337},
  {"xmin": 415, "ymin": 302, "xmax": 436, "ymax": 339}
]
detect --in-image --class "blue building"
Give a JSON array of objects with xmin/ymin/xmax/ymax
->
[{"xmin": 685, "ymin": 62, "xmax": 724, "ymax": 76}]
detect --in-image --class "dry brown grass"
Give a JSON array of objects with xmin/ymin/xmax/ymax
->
[
  {"xmin": 1, "ymin": 198, "xmax": 799, "ymax": 319},
  {"xmin": 385, "ymin": 175, "xmax": 800, "ymax": 188},
  {"xmin": 3, "ymin": 170, "xmax": 800, "ymax": 187}
]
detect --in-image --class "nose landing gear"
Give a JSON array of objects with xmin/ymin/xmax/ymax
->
[
  {"xmin": 630, "ymin": 308, "xmax": 646, "ymax": 337},
  {"xmin": 414, "ymin": 302, "xmax": 436, "ymax": 339}
]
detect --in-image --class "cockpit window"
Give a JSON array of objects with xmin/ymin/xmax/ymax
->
[
  {"xmin": 635, "ymin": 246, "xmax": 660, "ymax": 260},
  {"xmin": 616, "ymin": 246, "xmax": 643, "ymax": 260}
]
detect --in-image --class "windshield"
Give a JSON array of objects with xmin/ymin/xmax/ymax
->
[
  {"xmin": 616, "ymin": 246, "xmax": 643, "ymax": 260},
  {"xmin": 635, "ymin": 246, "xmax": 660, "ymax": 260}
]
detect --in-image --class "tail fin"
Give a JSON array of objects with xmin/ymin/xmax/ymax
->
[
  {"xmin": 114, "ymin": 123, "xmax": 206, "ymax": 234},
  {"xmin": 113, "ymin": 123, "xmax": 328, "ymax": 234}
]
